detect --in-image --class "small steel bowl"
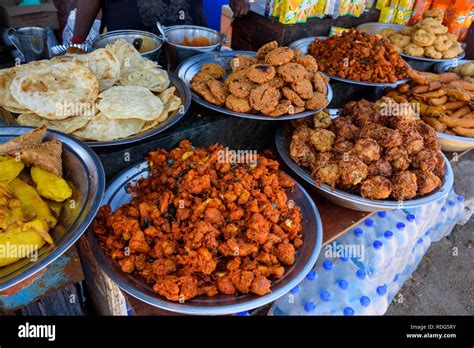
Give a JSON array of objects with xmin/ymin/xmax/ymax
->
[
  {"xmin": 93, "ymin": 30, "xmax": 163, "ymax": 61},
  {"xmin": 0, "ymin": 127, "xmax": 105, "ymax": 290},
  {"xmin": 160, "ymin": 24, "xmax": 227, "ymax": 67}
]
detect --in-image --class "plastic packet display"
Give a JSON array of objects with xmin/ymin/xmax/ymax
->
[
  {"xmin": 458, "ymin": 7, "xmax": 473, "ymax": 41},
  {"xmin": 408, "ymin": 0, "xmax": 432, "ymax": 25},
  {"xmin": 325, "ymin": 0, "xmax": 338, "ymax": 16},
  {"xmin": 313, "ymin": 0, "xmax": 327, "ymax": 17},
  {"xmin": 394, "ymin": 9, "xmax": 413, "ymax": 24},
  {"xmin": 376, "ymin": 0, "xmax": 390, "ymax": 9},
  {"xmin": 349, "ymin": 0, "xmax": 366, "ymax": 16},
  {"xmin": 279, "ymin": 0, "xmax": 302, "ymax": 24},
  {"xmin": 308, "ymin": 0, "xmax": 321, "ymax": 17},
  {"xmin": 379, "ymin": 6, "xmax": 397, "ymax": 22}
]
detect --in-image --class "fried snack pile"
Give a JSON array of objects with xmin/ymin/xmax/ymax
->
[
  {"xmin": 308, "ymin": 29, "xmax": 409, "ymax": 83},
  {"xmin": 385, "ymin": 70, "xmax": 474, "ymax": 138},
  {"xmin": 378, "ymin": 17, "xmax": 463, "ymax": 60},
  {"xmin": 93, "ymin": 140, "xmax": 304, "ymax": 301},
  {"xmin": 191, "ymin": 41, "xmax": 330, "ymax": 117},
  {"xmin": 290, "ymin": 99, "xmax": 446, "ymax": 201},
  {"xmin": 0, "ymin": 126, "xmax": 72, "ymax": 267}
]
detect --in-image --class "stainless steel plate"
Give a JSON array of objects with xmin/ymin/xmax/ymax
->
[
  {"xmin": 289, "ymin": 36, "xmax": 409, "ymax": 87},
  {"xmin": 0, "ymin": 127, "xmax": 105, "ymax": 290},
  {"xmin": 357, "ymin": 22, "xmax": 466, "ymax": 63},
  {"xmin": 276, "ymin": 125, "xmax": 454, "ymax": 212},
  {"xmin": 88, "ymin": 161, "xmax": 323, "ymax": 315},
  {"xmin": 0, "ymin": 73, "xmax": 191, "ymax": 148},
  {"xmin": 176, "ymin": 50, "xmax": 333, "ymax": 121}
]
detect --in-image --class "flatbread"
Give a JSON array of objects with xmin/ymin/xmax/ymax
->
[
  {"xmin": 105, "ymin": 39, "xmax": 144, "ymax": 79},
  {"xmin": 140, "ymin": 95, "xmax": 182, "ymax": 131},
  {"xmin": 72, "ymin": 112, "xmax": 145, "ymax": 141},
  {"xmin": 119, "ymin": 60, "xmax": 169, "ymax": 92},
  {"xmin": 158, "ymin": 86, "xmax": 176, "ymax": 104},
  {"xmin": 17, "ymin": 113, "xmax": 90, "ymax": 134},
  {"xmin": 10, "ymin": 61, "xmax": 99, "ymax": 120},
  {"xmin": 74, "ymin": 48, "xmax": 121, "ymax": 91},
  {"xmin": 97, "ymin": 86, "xmax": 164, "ymax": 121}
]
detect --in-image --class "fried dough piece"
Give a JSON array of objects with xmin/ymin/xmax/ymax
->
[
  {"xmin": 0, "ymin": 126, "xmax": 46, "ymax": 155},
  {"xmin": 9, "ymin": 140, "xmax": 63, "ymax": 177},
  {"xmin": 256, "ymin": 41, "xmax": 278, "ymax": 59},
  {"xmin": 249, "ymin": 84, "xmax": 280, "ymax": 114},
  {"xmin": 265, "ymin": 47, "xmax": 294, "ymax": 66}
]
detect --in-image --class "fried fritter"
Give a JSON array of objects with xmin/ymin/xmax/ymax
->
[
  {"xmin": 391, "ymin": 171, "xmax": 418, "ymax": 200},
  {"xmin": 360, "ymin": 176, "xmax": 392, "ymax": 199},
  {"xmin": 291, "ymin": 78, "xmax": 313, "ymax": 100},
  {"xmin": 278, "ymin": 62, "xmax": 308, "ymax": 83},
  {"xmin": 249, "ymin": 83, "xmax": 281, "ymax": 114},
  {"xmin": 413, "ymin": 170, "xmax": 441, "ymax": 195},
  {"xmin": 247, "ymin": 64, "xmax": 276, "ymax": 84},
  {"xmin": 310, "ymin": 128, "xmax": 335, "ymax": 152},
  {"xmin": 200, "ymin": 63, "xmax": 226, "ymax": 79},
  {"xmin": 305, "ymin": 92, "xmax": 328, "ymax": 111},
  {"xmin": 265, "ymin": 47, "xmax": 294, "ymax": 66},
  {"xmin": 226, "ymin": 94, "xmax": 252, "ymax": 113}
]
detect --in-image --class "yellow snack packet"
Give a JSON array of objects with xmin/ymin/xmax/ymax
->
[
  {"xmin": 379, "ymin": 6, "xmax": 397, "ymax": 22},
  {"xmin": 376, "ymin": 0, "xmax": 390, "ymax": 10},
  {"xmin": 308, "ymin": 0, "xmax": 320, "ymax": 17},
  {"xmin": 389, "ymin": 0, "xmax": 399, "ymax": 7},
  {"xmin": 296, "ymin": 0, "xmax": 312, "ymax": 22},
  {"xmin": 397, "ymin": 0, "xmax": 414, "ymax": 11},
  {"xmin": 340, "ymin": 0, "xmax": 352, "ymax": 15},
  {"xmin": 313, "ymin": 0, "xmax": 327, "ymax": 17},
  {"xmin": 349, "ymin": 0, "xmax": 365, "ymax": 17},
  {"xmin": 394, "ymin": 9, "xmax": 412, "ymax": 24},
  {"xmin": 279, "ymin": 0, "xmax": 303, "ymax": 24}
]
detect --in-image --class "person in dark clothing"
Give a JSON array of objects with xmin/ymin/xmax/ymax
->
[{"xmin": 72, "ymin": 0, "xmax": 250, "ymax": 43}]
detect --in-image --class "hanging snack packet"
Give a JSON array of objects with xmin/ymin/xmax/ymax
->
[
  {"xmin": 379, "ymin": 6, "xmax": 397, "ymax": 22},
  {"xmin": 376, "ymin": 0, "xmax": 390, "ymax": 9},
  {"xmin": 408, "ymin": 0, "xmax": 432, "ymax": 25},
  {"xmin": 308, "ymin": 0, "xmax": 320, "ymax": 17},
  {"xmin": 349, "ymin": 0, "xmax": 366, "ymax": 17},
  {"xmin": 279, "ymin": 0, "xmax": 303, "ymax": 24},
  {"xmin": 458, "ymin": 7, "xmax": 473, "ymax": 41}
]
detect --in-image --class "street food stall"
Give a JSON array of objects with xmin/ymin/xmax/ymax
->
[{"xmin": 0, "ymin": 0, "xmax": 472, "ymax": 321}]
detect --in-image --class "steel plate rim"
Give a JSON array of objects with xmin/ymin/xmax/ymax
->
[
  {"xmin": 0, "ymin": 126, "xmax": 105, "ymax": 290},
  {"xmin": 433, "ymin": 59, "xmax": 473, "ymax": 74},
  {"xmin": 275, "ymin": 125, "xmax": 454, "ymax": 211},
  {"xmin": 177, "ymin": 50, "xmax": 333, "ymax": 121},
  {"xmin": 88, "ymin": 160, "xmax": 323, "ymax": 315}
]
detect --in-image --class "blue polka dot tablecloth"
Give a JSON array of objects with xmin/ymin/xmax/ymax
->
[{"xmin": 269, "ymin": 189, "xmax": 466, "ymax": 316}]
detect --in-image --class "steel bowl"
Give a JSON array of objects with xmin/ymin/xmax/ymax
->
[
  {"xmin": 0, "ymin": 127, "xmax": 105, "ymax": 290},
  {"xmin": 289, "ymin": 36, "xmax": 409, "ymax": 87},
  {"xmin": 276, "ymin": 125, "xmax": 454, "ymax": 212},
  {"xmin": 160, "ymin": 25, "xmax": 227, "ymax": 67},
  {"xmin": 88, "ymin": 161, "xmax": 323, "ymax": 315},
  {"xmin": 177, "ymin": 50, "xmax": 333, "ymax": 121},
  {"xmin": 93, "ymin": 30, "xmax": 163, "ymax": 61},
  {"xmin": 356, "ymin": 22, "xmax": 466, "ymax": 62},
  {"xmin": 0, "ymin": 73, "xmax": 191, "ymax": 148}
]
